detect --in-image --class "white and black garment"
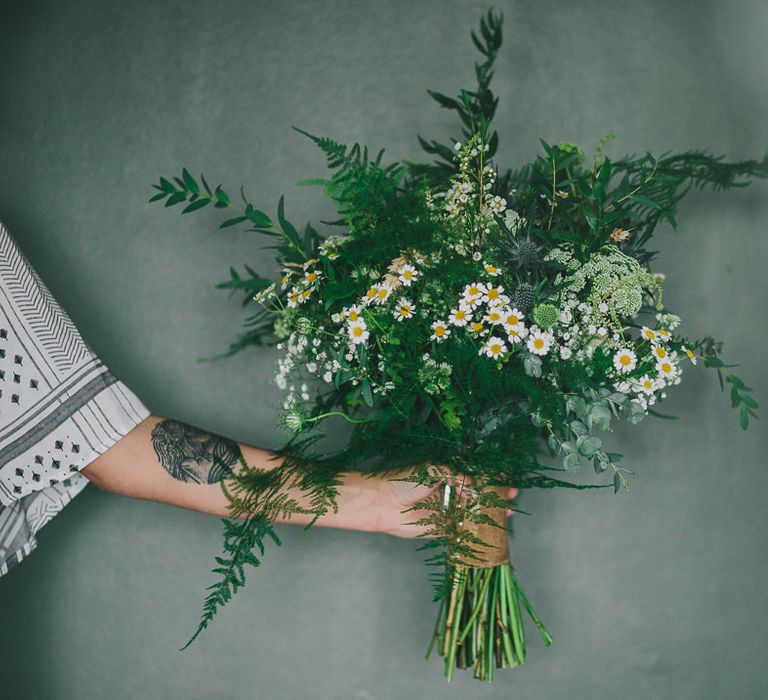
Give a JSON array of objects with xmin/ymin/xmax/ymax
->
[{"xmin": 0, "ymin": 222, "xmax": 149, "ymax": 576}]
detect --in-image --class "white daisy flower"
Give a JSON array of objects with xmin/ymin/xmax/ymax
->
[
  {"xmin": 651, "ymin": 344, "xmax": 670, "ymax": 362},
  {"xmin": 462, "ymin": 282, "xmax": 487, "ymax": 300},
  {"xmin": 483, "ymin": 263, "xmax": 500, "ymax": 277},
  {"xmin": 681, "ymin": 345, "xmax": 698, "ymax": 365},
  {"xmin": 640, "ymin": 326, "xmax": 658, "ymax": 343},
  {"xmin": 393, "ymin": 298, "xmax": 415, "ymax": 321},
  {"xmin": 483, "ymin": 285, "xmax": 509, "ymax": 307},
  {"xmin": 613, "ymin": 348, "xmax": 637, "ymax": 373},
  {"xmin": 657, "ymin": 328, "xmax": 671, "ymax": 341},
  {"xmin": 348, "ymin": 320, "xmax": 369, "ymax": 345},
  {"xmin": 489, "ymin": 195, "xmax": 507, "ymax": 214},
  {"xmin": 502, "ymin": 308, "xmax": 525, "ymax": 328},
  {"xmin": 656, "ymin": 358, "xmax": 678, "ymax": 380},
  {"xmin": 468, "ymin": 321, "xmax": 487, "ymax": 337},
  {"xmin": 431, "ymin": 320, "xmax": 451, "ymax": 342},
  {"xmin": 363, "ymin": 285, "xmax": 379, "ymax": 305},
  {"xmin": 448, "ymin": 307, "xmax": 472, "ymax": 326},
  {"xmin": 527, "ymin": 328, "xmax": 553, "ymax": 356},
  {"xmin": 344, "ymin": 304, "xmax": 363, "ymax": 323},
  {"xmin": 507, "ymin": 324, "xmax": 528, "ymax": 344},
  {"xmin": 481, "ymin": 336, "xmax": 507, "ymax": 358},
  {"xmin": 304, "ymin": 269, "xmax": 322, "ymax": 284},
  {"xmin": 637, "ymin": 374, "xmax": 661, "ymax": 395},
  {"xmin": 399, "ymin": 264, "xmax": 418, "ymax": 286},
  {"xmin": 459, "ymin": 295, "xmax": 483, "ymax": 312},
  {"xmin": 484, "ymin": 307, "xmax": 505, "ymax": 326},
  {"xmin": 286, "ymin": 287, "xmax": 302, "ymax": 308}
]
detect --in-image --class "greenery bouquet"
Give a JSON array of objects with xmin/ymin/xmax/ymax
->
[{"xmin": 151, "ymin": 10, "xmax": 766, "ymax": 681}]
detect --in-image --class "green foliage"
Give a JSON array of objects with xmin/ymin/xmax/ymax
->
[{"xmin": 149, "ymin": 8, "xmax": 766, "ymax": 646}]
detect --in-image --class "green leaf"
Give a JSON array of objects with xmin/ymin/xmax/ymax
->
[
  {"xmin": 220, "ymin": 216, "xmax": 248, "ymax": 228},
  {"xmin": 159, "ymin": 176, "xmax": 177, "ymax": 193},
  {"xmin": 245, "ymin": 204, "xmax": 273, "ymax": 228},
  {"xmin": 563, "ymin": 453, "xmax": 582, "ymax": 472},
  {"xmin": 570, "ymin": 420, "xmax": 588, "ymax": 436},
  {"xmin": 361, "ymin": 379, "xmax": 374, "ymax": 407},
  {"xmin": 214, "ymin": 186, "xmax": 230, "ymax": 207},
  {"xmin": 182, "ymin": 197, "xmax": 211, "ymax": 214},
  {"xmin": 613, "ymin": 472, "xmax": 622, "ymax": 493},
  {"xmin": 576, "ymin": 435, "xmax": 602, "ymax": 458},
  {"xmin": 277, "ymin": 195, "xmax": 302, "ymax": 249},
  {"xmin": 589, "ymin": 403, "xmax": 612, "ymax": 430},
  {"xmin": 182, "ymin": 168, "xmax": 199, "ymax": 194},
  {"xmin": 165, "ymin": 192, "xmax": 187, "ymax": 207},
  {"xmin": 630, "ymin": 194, "xmax": 662, "ymax": 210},
  {"xmin": 739, "ymin": 405, "xmax": 749, "ymax": 430},
  {"xmin": 741, "ymin": 394, "xmax": 758, "ymax": 410}
]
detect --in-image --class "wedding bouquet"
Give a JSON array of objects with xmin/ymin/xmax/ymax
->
[{"xmin": 151, "ymin": 10, "xmax": 765, "ymax": 681}]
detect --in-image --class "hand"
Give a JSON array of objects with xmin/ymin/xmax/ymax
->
[{"xmin": 374, "ymin": 468, "xmax": 520, "ymax": 539}]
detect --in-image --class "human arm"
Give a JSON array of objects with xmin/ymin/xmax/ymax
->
[{"xmin": 80, "ymin": 415, "xmax": 518, "ymax": 538}]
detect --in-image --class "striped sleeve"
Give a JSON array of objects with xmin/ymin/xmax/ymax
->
[{"xmin": 0, "ymin": 222, "xmax": 150, "ymax": 575}]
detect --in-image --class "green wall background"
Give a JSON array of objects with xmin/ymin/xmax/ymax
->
[{"xmin": 1, "ymin": 1, "xmax": 766, "ymax": 698}]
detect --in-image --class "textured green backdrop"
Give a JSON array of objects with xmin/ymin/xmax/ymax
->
[{"xmin": 1, "ymin": 1, "xmax": 766, "ymax": 698}]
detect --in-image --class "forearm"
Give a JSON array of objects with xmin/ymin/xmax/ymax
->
[{"xmin": 81, "ymin": 416, "xmax": 386, "ymax": 533}]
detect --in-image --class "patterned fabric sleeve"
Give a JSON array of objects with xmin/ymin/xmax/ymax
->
[{"xmin": 0, "ymin": 222, "xmax": 150, "ymax": 576}]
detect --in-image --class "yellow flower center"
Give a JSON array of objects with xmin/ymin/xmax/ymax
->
[
  {"xmin": 435, "ymin": 326, "xmax": 445, "ymax": 337},
  {"xmin": 661, "ymin": 362, "xmax": 672, "ymax": 373},
  {"xmin": 619, "ymin": 354, "xmax": 631, "ymax": 365},
  {"xmin": 469, "ymin": 286, "xmax": 479, "ymax": 296},
  {"xmin": 306, "ymin": 272, "xmax": 318, "ymax": 283},
  {"xmin": 488, "ymin": 289, "xmax": 499, "ymax": 300},
  {"xmin": 455, "ymin": 310, "xmax": 466, "ymax": 320},
  {"xmin": 489, "ymin": 312, "xmax": 500, "ymax": 322},
  {"xmin": 402, "ymin": 270, "xmax": 412, "ymax": 280},
  {"xmin": 352, "ymin": 327, "xmax": 363, "ymax": 337},
  {"xmin": 348, "ymin": 310, "xmax": 359, "ymax": 321},
  {"xmin": 301, "ymin": 289, "xmax": 311, "ymax": 299},
  {"xmin": 507, "ymin": 314, "xmax": 519, "ymax": 325},
  {"xmin": 485, "ymin": 266, "xmax": 497, "ymax": 274},
  {"xmin": 644, "ymin": 330, "xmax": 655, "ymax": 340},
  {"xmin": 366, "ymin": 288, "xmax": 377, "ymax": 298},
  {"xmin": 472, "ymin": 323, "xmax": 484, "ymax": 333},
  {"xmin": 399, "ymin": 306, "xmax": 411, "ymax": 316},
  {"xmin": 656, "ymin": 347, "xmax": 667, "ymax": 358},
  {"xmin": 491, "ymin": 343, "xmax": 502, "ymax": 354},
  {"xmin": 534, "ymin": 338, "xmax": 544, "ymax": 349}
]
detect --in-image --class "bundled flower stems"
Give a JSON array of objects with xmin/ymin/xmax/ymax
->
[
  {"xmin": 428, "ymin": 483, "xmax": 552, "ymax": 681},
  {"xmin": 152, "ymin": 9, "xmax": 765, "ymax": 681}
]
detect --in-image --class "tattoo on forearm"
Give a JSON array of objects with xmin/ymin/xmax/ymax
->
[{"xmin": 150, "ymin": 419, "xmax": 241, "ymax": 484}]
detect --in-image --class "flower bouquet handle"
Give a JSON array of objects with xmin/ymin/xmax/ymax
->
[{"xmin": 426, "ymin": 480, "xmax": 552, "ymax": 681}]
